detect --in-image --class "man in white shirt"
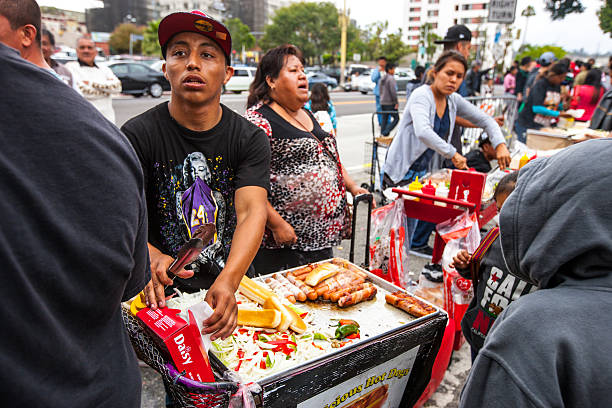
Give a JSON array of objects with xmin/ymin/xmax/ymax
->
[{"xmin": 66, "ymin": 37, "xmax": 122, "ymax": 123}]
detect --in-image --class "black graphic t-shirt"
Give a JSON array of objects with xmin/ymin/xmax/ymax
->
[
  {"xmin": 122, "ymin": 102, "xmax": 270, "ymax": 291},
  {"xmin": 458, "ymin": 237, "xmax": 536, "ymax": 354}
]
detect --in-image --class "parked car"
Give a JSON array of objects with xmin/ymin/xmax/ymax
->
[
  {"xmin": 104, "ymin": 61, "xmax": 170, "ymax": 98},
  {"xmin": 357, "ymin": 70, "xmax": 375, "ymax": 94},
  {"xmin": 149, "ymin": 60, "xmax": 165, "ymax": 72},
  {"xmin": 225, "ymin": 66, "xmax": 256, "ymax": 94},
  {"xmin": 322, "ymin": 67, "xmax": 341, "ymax": 82},
  {"xmin": 342, "ymin": 64, "xmax": 371, "ymax": 91},
  {"xmin": 357, "ymin": 68, "xmax": 416, "ymax": 94},
  {"xmin": 307, "ymin": 72, "xmax": 338, "ymax": 90}
]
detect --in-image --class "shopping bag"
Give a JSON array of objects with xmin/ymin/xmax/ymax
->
[
  {"xmin": 369, "ymin": 199, "xmax": 413, "ymax": 288},
  {"xmin": 436, "ymin": 212, "xmax": 480, "ymax": 339}
]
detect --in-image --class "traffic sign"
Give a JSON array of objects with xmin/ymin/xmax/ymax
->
[{"xmin": 488, "ymin": 0, "xmax": 517, "ymax": 23}]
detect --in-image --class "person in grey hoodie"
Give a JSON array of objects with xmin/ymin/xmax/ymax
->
[{"xmin": 460, "ymin": 138, "xmax": 612, "ymax": 407}]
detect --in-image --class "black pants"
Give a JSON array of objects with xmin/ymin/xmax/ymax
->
[
  {"xmin": 252, "ymin": 247, "xmax": 334, "ymax": 275},
  {"xmin": 380, "ymin": 104, "xmax": 399, "ymax": 136}
]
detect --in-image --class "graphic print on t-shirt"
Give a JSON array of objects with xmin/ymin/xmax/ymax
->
[
  {"xmin": 471, "ymin": 266, "xmax": 536, "ymax": 340},
  {"xmin": 176, "ymin": 151, "xmax": 226, "ymax": 272}
]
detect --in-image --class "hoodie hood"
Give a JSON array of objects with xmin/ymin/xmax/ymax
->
[{"xmin": 500, "ymin": 139, "xmax": 612, "ymax": 289}]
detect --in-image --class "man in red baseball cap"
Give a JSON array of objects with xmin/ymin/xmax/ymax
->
[{"xmin": 122, "ymin": 11, "xmax": 270, "ymax": 343}]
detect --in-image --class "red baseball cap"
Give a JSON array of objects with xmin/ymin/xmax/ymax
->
[{"xmin": 158, "ymin": 10, "xmax": 232, "ymax": 64}]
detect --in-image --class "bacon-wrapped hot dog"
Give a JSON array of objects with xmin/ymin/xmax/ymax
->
[
  {"xmin": 286, "ymin": 274, "xmax": 318, "ymax": 300},
  {"xmin": 315, "ymin": 273, "xmax": 364, "ymax": 297},
  {"xmin": 273, "ymin": 273, "xmax": 307, "ymax": 302},
  {"xmin": 265, "ymin": 277, "xmax": 296, "ymax": 303},
  {"xmin": 328, "ymin": 282, "xmax": 373, "ymax": 302},
  {"xmin": 338, "ymin": 286, "xmax": 377, "ymax": 308},
  {"xmin": 330, "ymin": 259, "xmax": 369, "ymax": 279},
  {"xmin": 385, "ymin": 291, "xmax": 436, "ymax": 317}
]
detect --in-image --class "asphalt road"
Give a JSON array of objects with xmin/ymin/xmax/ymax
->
[{"xmin": 113, "ymin": 91, "xmax": 405, "ymax": 128}]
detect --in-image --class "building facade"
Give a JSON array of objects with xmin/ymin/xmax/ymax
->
[{"xmin": 402, "ymin": 0, "xmax": 517, "ymax": 68}]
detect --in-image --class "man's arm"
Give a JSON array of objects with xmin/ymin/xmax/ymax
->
[{"xmin": 202, "ymin": 185, "xmax": 267, "ymax": 340}]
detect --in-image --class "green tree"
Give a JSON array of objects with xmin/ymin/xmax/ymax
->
[
  {"xmin": 225, "ymin": 18, "xmax": 256, "ymax": 52},
  {"xmin": 381, "ymin": 29, "xmax": 411, "ymax": 64},
  {"xmin": 515, "ymin": 44, "xmax": 567, "ymax": 62},
  {"xmin": 598, "ymin": 0, "xmax": 612, "ymax": 37},
  {"xmin": 142, "ymin": 20, "xmax": 161, "ymax": 57},
  {"xmin": 261, "ymin": 2, "xmax": 340, "ymax": 64},
  {"xmin": 363, "ymin": 21, "xmax": 387, "ymax": 61},
  {"xmin": 109, "ymin": 23, "xmax": 144, "ymax": 54},
  {"xmin": 419, "ymin": 23, "xmax": 441, "ymax": 62},
  {"xmin": 545, "ymin": 0, "xmax": 585, "ymax": 20}
]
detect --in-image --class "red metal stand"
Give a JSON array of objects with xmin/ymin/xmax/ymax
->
[{"xmin": 393, "ymin": 169, "xmax": 489, "ymax": 264}]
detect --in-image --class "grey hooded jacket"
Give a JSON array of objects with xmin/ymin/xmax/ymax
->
[
  {"xmin": 383, "ymin": 85, "xmax": 505, "ymax": 184},
  {"xmin": 460, "ymin": 139, "xmax": 612, "ymax": 407}
]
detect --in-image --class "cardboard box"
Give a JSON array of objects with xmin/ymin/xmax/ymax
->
[
  {"xmin": 137, "ymin": 307, "xmax": 215, "ymax": 383},
  {"xmin": 526, "ymin": 130, "xmax": 573, "ymax": 150}
]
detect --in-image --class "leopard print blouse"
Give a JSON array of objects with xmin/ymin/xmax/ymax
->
[{"xmin": 245, "ymin": 102, "xmax": 348, "ymax": 251}]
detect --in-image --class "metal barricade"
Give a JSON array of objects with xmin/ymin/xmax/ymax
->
[{"xmin": 462, "ymin": 95, "xmax": 518, "ymax": 153}]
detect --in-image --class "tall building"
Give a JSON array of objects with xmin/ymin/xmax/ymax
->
[
  {"xmin": 156, "ymin": 1, "xmax": 226, "ymax": 21},
  {"xmin": 86, "ymin": 0, "xmax": 157, "ymax": 33},
  {"xmin": 402, "ymin": 0, "xmax": 516, "ymax": 67}
]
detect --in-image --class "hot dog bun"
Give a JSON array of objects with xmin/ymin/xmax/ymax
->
[{"xmin": 237, "ymin": 309, "xmax": 281, "ymax": 329}]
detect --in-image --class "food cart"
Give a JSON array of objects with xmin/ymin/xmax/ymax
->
[{"xmin": 124, "ymin": 259, "xmax": 447, "ymax": 408}]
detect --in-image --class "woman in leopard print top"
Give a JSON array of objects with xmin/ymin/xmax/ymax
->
[{"xmin": 245, "ymin": 44, "xmax": 367, "ymax": 273}]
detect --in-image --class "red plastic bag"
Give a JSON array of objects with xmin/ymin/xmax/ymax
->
[
  {"xmin": 369, "ymin": 199, "xmax": 412, "ymax": 288},
  {"xmin": 436, "ymin": 212, "xmax": 480, "ymax": 345}
]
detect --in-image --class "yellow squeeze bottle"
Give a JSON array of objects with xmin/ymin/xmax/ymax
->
[
  {"xmin": 408, "ymin": 176, "xmax": 424, "ymax": 201},
  {"xmin": 518, "ymin": 154, "xmax": 529, "ymax": 169}
]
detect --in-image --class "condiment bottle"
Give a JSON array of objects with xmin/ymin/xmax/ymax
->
[
  {"xmin": 407, "ymin": 176, "xmax": 423, "ymax": 201},
  {"xmin": 519, "ymin": 154, "xmax": 529, "ymax": 169},
  {"xmin": 435, "ymin": 183, "xmax": 449, "ymax": 206},
  {"xmin": 421, "ymin": 180, "xmax": 436, "ymax": 204}
]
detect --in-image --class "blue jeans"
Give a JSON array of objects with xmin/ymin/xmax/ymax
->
[
  {"xmin": 411, "ymin": 221, "xmax": 436, "ymax": 249},
  {"xmin": 375, "ymin": 94, "xmax": 382, "ymax": 126},
  {"xmin": 514, "ymin": 120, "xmax": 527, "ymax": 143},
  {"xmin": 381, "ymin": 104, "xmax": 399, "ymax": 136}
]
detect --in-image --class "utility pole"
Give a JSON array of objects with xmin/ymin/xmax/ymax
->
[{"xmin": 339, "ymin": 0, "xmax": 347, "ymax": 88}]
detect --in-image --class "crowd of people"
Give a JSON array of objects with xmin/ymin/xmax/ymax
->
[{"xmin": 2, "ymin": 0, "xmax": 612, "ymax": 407}]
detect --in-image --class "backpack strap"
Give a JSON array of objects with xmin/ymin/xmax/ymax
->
[{"xmin": 470, "ymin": 227, "xmax": 500, "ymax": 287}]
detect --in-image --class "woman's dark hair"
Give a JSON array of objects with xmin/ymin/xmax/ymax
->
[
  {"xmin": 584, "ymin": 68, "xmax": 603, "ymax": 104},
  {"xmin": 494, "ymin": 171, "xmax": 518, "ymax": 201},
  {"xmin": 547, "ymin": 61, "xmax": 569, "ymax": 78},
  {"xmin": 247, "ymin": 44, "xmax": 305, "ymax": 108},
  {"xmin": 433, "ymin": 50, "xmax": 468, "ymax": 75},
  {"xmin": 309, "ymin": 83, "xmax": 330, "ymax": 112},
  {"xmin": 42, "ymin": 28, "xmax": 54, "ymax": 46},
  {"xmin": 415, "ymin": 65, "xmax": 425, "ymax": 78}
]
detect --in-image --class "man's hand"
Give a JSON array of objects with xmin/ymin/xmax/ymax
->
[
  {"xmin": 271, "ymin": 219, "xmax": 297, "ymax": 246},
  {"xmin": 494, "ymin": 115, "xmax": 504, "ymax": 127},
  {"xmin": 495, "ymin": 143, "xmax": 511, "ymax": 170},
  {"xmin": 450, "ymin": 250, "xmax": 471, "ymax": 270},
  {"xmin": 202, "ymin": 277, "xmax": 238, "ymax": 341},
  {"xmin": 452, "ymin": 152, "xmax": 468, "ymax": 170},
  {"xmin": 144, "ymin": 243, "xmax": 194, "ymax": 309}
]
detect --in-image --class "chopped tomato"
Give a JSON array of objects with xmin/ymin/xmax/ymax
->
[
  {"xmin": 236, "ymin": 301, "xmax": 242, "ymax": 305},
  {"xmin": 234, "ymin": 361, "xmax": 242, "ymax": 371},
  {"xmin": 237, "ymin": 349, "xmax": 245, "ymax": 359},
  {"xmin": 312, "ymin": 342, "xmax": 324, "ymax": 351},
  {"xmin": 238, "ymin": 328, "xmax": 248, "ymax": 335},
  {"xmin": 300, "ymin": 312, "xmax": 308, "ymax": 319},
  {"xmin": 346, "ymin": 333, "xmax": 360, "ymax": 339},
  {"xmin": 260, "ymin": 360, "xmax": 266, "ymax": 369}
]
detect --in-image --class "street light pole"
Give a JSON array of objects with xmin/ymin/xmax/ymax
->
[{"xmin": 339, "ymin": 0, "xmax": 347, "ymax": 88}]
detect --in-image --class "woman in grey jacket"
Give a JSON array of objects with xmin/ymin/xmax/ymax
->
[
  {"xmin": 382, "ymin": 51, "xmax": 509, "ymax": 256},
  {"xmin": 383, "ymin": 51, "xmax": 508, "ymax": 186}
]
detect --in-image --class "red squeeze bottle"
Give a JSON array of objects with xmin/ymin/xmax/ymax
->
[{"xmin": 421, "ymin": 180, "xmax": 436, "ymax": 204}]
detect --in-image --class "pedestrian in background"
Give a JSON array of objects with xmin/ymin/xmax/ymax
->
[
  {"xmin": 66, "ymin": 37, "xmax": 122, "ymax": 123},
  {"xmin": 41, "ymin": 29, "xmax": 77, "ymax": 89},
  {"xmin": 305, "ymin": 82, "xmax": 337, "ymax": 136},
  {"xmin": 406, "ymin": 65, "xmax": 425, "ymax": 100},
  {"xmin": 371, "ymin": 56, "xmax": 387, "ymax": 127},
  {"xmin": 380, "ymin": 62, "xmax": 399, "ymax": 137},
  {"xmin": 504, "ymin": 66, "xmax": 517, "ymax": 95},
  {"xmin": 515, "ymin": 56, "xmax": 533, "ymax": 102},
  {"xmin": 570, "ymin": 68, "xmax": 604, "ymax": 122},
  {"xmin": 573, "ymin": 61, "xmax": 591, "ymax": 86}
]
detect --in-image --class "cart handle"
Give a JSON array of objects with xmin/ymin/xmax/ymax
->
[{"xmin": 392, "ymin": 188, "xmax": 476, "ymax": 210}]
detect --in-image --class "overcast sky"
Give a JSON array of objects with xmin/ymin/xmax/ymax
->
[{"xmin": 39, "ymin": 0, "xmax": 612, "ymax": 53}]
